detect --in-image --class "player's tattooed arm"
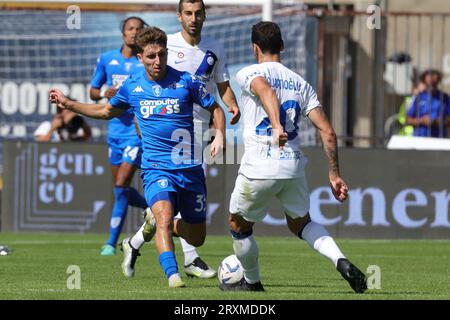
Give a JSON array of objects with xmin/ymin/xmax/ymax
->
[
  {"xmin": 308, "ymin": 107, "xmax": 348, "ymax": 202},
  {"xmin": 49, "ymin": 88, "xmax": 124, "ymax": 120},
  {"xmin": 326, "ymin": 148, "xmax": 339, "ymax": 177},
  {"xmin": 308, "ymin": 107, "xmax": 340, "ymax": 176}
]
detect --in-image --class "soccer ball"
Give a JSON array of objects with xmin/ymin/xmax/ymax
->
[
  {"xmin": 217, "ymin": 254, "xmax": 243, "ymax": 285},
  {"xmin": 0, "ymin": 245, "xmax": 11, "ymax": 256}
]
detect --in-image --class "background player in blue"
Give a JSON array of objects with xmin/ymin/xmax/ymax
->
[
  {"xmin": 49, "ymin": 26, "xmax": 225, "ymax": 288},
  {"xmin": 406, "ymin": 69, "xmax": 450, "ymax": 137},
  {"xmin": 90, "ymin": 17, "xmax": 149, "ymax": 256}
]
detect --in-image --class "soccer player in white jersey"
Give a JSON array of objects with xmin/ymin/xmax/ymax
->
[
  {"xmin": 219, "ymin": 22, "xmax": 367, "ymax": 293},
  {"xmin": 121, "ymin": 0, "xmax": 240, "ymax": 279}
]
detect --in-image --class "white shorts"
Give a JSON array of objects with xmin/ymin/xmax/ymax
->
[{"xmin": 229, "ymin": 174, "xmax": 310, "ymax": 223}]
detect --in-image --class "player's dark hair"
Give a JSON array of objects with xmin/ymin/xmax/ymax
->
[
  {"xmin": 419, "ymin": 69, "xmax": 442, "ymax": 83},
  {"xmin": 120, "ymin": 16, "xmax": 148, "ymax": 34},
  {"xmin": 178, "ymin": 0, "xmax": 205, "ymax": 13},
  {"xmin": 136, "ymin": 27, "xmax": 167, "ymax": 53},
  {"xmin": 251, "ymin": 21, "xmax": 284, "ymax": 54}
]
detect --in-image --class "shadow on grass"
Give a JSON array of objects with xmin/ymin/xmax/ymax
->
[
  {"xmin": 363, "ymin": 290, "xmax": 430, "ymax": 296},
  {"xmin": 268, "ymin": 284, "xmax": 327, "ymax": 289}
]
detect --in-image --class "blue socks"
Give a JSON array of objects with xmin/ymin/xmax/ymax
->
[
  {"xmin": 159, "ymin": 251, "xmax": 178, "ymax": 278},
  {"xmin": 106, "ymin": 186, "xmax": 147, "ymax": 247},
  {"xmin": 106, "ymin": 186, "xmax": 130, "ymax": 246},
  {"xmin": 128, "ymin": 187, "xmax": 147, "ymax": 209}
]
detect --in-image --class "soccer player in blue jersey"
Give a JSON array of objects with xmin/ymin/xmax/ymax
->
[
  {"xmin": 50, "ymin": 26, "xmax": 225, "ymax": 288},
  {"xmin": 122, "ymin": 0, "xmax": 241, "ymax": 280},
  {"xmin": 90, "ymin": 17, "xmax": 149, "ymax": 256}
]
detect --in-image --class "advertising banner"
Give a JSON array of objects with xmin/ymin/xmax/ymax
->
[{"xmin": 2, "ymin": 142, "xmax": 449, "ymax": 239}]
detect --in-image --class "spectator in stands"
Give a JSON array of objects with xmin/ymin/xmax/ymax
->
[
  {"xmin": 406, "ymin": 69, "xmax": 450, "ymax": 138},
  {"xmin": 397, "ymin": 78, "xmax": 426, "ymax": 136},
  {"xmin": 34, "ymin": 108, "xmax": 92, "ymax": 142}
]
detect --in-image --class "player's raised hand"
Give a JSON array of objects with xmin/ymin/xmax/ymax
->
[
  {"xmin": 228, "ymin": 106, "xmax": 241, "ymax": 125},
  {"xmin": 49, "ymin": 88, "xmax": 70, "ymax": 110},
  {"xmin": 329, "ymin": 176, "xmax": 349, "ymax": 202}
]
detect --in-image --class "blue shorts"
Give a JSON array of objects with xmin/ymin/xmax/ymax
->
[
  {"xmin": 141, "ymin": 166, "xmax": 207, "ymax": 224},
  {"xmin": 108, "ymin": 136, "xmax": 142, "ymax": 167}
]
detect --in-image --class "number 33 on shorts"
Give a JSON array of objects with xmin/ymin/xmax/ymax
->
[{"xmin": 194, "ymin": 194, "xmax": 206, "ymax": 213}]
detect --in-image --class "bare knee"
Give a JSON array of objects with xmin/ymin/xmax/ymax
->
[
  {"xmin": 186, "ymin": 235, "xmax": 205, "ymax": 247},
  {"xmin": 179, "ymin": 222, "xmax": 206, "ymax": 247},
  {"xmin": 156, "ymin": 212, "xmax": 174, "ymax": 232}
]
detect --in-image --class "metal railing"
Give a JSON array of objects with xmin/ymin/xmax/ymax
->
[{"xmin": 308, "ymin": 9, "xmax": 450, "ymax": 147}]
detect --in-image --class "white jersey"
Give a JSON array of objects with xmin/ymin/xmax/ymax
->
[
  {"xmin": 236, "ymin": 62, "xmax": 321, "ymax": 179},
  {"xmin": 167, "ymin": 32, "xmax": 229, "ymax": 123}
]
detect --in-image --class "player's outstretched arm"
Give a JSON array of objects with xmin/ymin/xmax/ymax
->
[
  {"xmin": 49, "ymin": 88, "xmax": 124, "ymax": 120},
  {"xmin": 308, "ymin": 107, "xmax": 348, "ymax": 202},
  {"xmin": 250, "ymin": 77, "xmax": 288, "ymax": 147},
  {"xmin": 216, "ymin": 81, "xmax": 241, "ymax": 125},
  {"xmin": 209, "ymin": 102, "xmax": 225, "ymax": 158}
]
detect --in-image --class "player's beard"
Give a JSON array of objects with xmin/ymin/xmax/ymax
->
[{"xmin": 185, "ymin": 22, "xmax": 202, "ymax": 38}]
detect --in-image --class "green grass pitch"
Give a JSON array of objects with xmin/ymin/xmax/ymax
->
[{"xmin": 0, "ymin": 233, "xmax": 449, "ymax": 300}]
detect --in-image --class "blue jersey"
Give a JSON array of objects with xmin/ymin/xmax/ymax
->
[
  {"xmin": 91, "ymin": 48, "xmax": 144, "ymax": 138},
  {"xmin": 407, "ymin": 90, "xmax": 450, "ymax": 137},
  {"xmin": 109, "ymin": 66, "xmax": 215, "ymax": 170}
]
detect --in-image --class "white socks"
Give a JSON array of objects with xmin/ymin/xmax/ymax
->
[
  {"xmin": 230, "ymin": 222, "xmax": 343, "ymax": 285},
  {"xmin": 129, "ymin": 222, "xmax": 200, "ymax": 266},
  {"xmin": 301, "ymin": 221, "xmax": 346, "ymax": 267},
  {"xmin": 180, "ymin": 238, "xmax": 199, "ymax": 266},
  {"xmin": 233, "ymin": 235, "xmax": 260, "ymax": 284},
  {"xmin": 130, "ymin": 223, "xmax": 146, "ymax": 249}
]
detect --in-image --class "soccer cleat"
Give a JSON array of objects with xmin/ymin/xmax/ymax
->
[
  {"xmin": 120, "ymin": 237, "xmax": 141, "ymax": 278},
  {"xmin": 142, "ymin": 207, "xmax": 156, "ymax": 242},
  {"xmin": 168, "ymin": 273, "xmax": 186, "ymax": 288},
  {"xmin": 219, "ymin": 278, "xmax": 265, "ymax": 292},
  {"xmin": 336, "ymin": 258, "xmax": 368, "ymax": 294},
  {"xmin": 100, "ymin": 244, "xmax": 116, "ymax": 256},
  {"xmin": 184, "ymin": 257, "xmax": 217, "ymax": 279}
]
